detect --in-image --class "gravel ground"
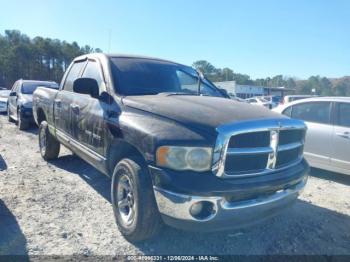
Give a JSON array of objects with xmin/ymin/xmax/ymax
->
[{"xmin": 0, "ymin": 114, "xmax": 350, "ymax": 256}]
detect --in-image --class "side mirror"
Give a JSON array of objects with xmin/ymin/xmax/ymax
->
[
  {"xmin": 9, "ymin": 92, "xmax": 16, "ymax": 96},
  {"xmin": 73, "ymin": 78, "xmax": 99, "ymax": 98}
]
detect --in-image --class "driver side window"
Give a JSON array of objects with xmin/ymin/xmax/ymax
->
[
  {"xmin": 63, "ymin": 61, "xmax": 86, "ymax": 92},
  {"xmin": 81, "ymin": 60, "xmax": 105, "ymax": 95},
  {"xmin": 176, "ymin": 70, "xmax": 198, "ymax": 93},
  {"xmin": 176, "ymin": 70, "xmax": 223, "ymax": 97}
]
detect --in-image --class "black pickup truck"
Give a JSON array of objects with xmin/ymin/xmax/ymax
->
[{"xmin": 33, "ymin": 53, "xmax": 309, "ymax": 241}]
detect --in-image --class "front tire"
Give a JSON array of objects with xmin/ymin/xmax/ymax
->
[
  {"xmin": 39, "ymin": 121, "xmax": 60, "ymax": 160},
  {"xmin": 111, "ymin": 157, "xmax": 162, "ymax": 242},
  {"xmin": 7, "ymin": 106, "xmax": 14, "ymax": 123},
  {"xmin": 17, "ymin": 109, "xmax": 29, "ymax": 130}
]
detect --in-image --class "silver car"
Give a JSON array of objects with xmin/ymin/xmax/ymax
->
[
  {"xmin": 273, "ymin": 97, "xmax": 350, "ymax": 175},
  {"xmin": 245, "ymin": 97, "xmax": 273, "ymax": 109},
  {"xmin": 281, "ymin": 95, "xmax": 317, "ymax": 104},
  {"xmin": 8, "ymin": 79, "xmax": 58, "ymax": 130},
  {"xmin": 0, "ymin": 90, "xmax": 10, "ymax": 113}
]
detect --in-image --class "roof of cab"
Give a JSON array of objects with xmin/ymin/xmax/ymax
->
[{"xmin": 73, "ymin": 53, "xmax": 183, "ymax": 66}]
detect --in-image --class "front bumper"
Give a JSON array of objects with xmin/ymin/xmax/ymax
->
[
  {"xmin": 151, "ymin": 160, "xmax": 309, "ymax": 231},
  {"xmin": 154, "ymin": 177, "xmax": 306, "ymax": 231}
]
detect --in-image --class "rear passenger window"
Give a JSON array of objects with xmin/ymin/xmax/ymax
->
[
  {"xmin": 337, "ymin": 103, "xmax": 350, "ymax": 127},
  {"xmin": 282, "ymin": 106, "xmax": 292, "ymax": 117},
  {"xmin": 292, "ymin": 102, "xmax": 331, "ymax": 124},
  {"xmin": 63, "ymin": 61, "xmax": 86, "ymax": 92}
]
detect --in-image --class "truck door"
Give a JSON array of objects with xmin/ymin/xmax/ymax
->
[
  {"xmin": 54, "ymin": 60, "xmax": 86, "ymax": 137},
  {"xmin": 70, "ymin": 59, "xmax": 109, "ymax": 157},
  {"xmin": 331, "ymin": 102, "xmax": 350, "ymax": 173}
]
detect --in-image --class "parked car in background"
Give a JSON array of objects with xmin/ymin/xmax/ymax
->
[
  {"xmin": 261, "ymin": 95, "xmax": 282, "ymax": 108},
  {"xmin": 281, "ymin": 95, "xmax": 315, "ymax": 104},
  {"xmin": 0, "ymin": 90, "xmax": 11, "ymax": 113},
  {"xmin": 32, "ymin": 53, "xmax": 308, "ymax": 241},
  {"xmin": 7, "ymin": 80, "xmax": 58, "ymax": 129},
  {"xmin": 245, "ymin": 96, "xmax": 273, "ymax": 109},
  {"xmin": 229, "ymin": 95, "xmax": 247, "ymax": 102},
  {"xmin": 274, "ymin": 95, "xmax": 317, "ymax": 112},
  {"xmin": 273, "ymin": 97, "xmax": 350, "ymax": 175}
]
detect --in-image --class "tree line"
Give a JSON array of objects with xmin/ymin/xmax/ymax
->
[
  {"xmin": 0, "ymin": 30, "xmax": 101, "ymax": 88},
  {"xmin": 192, "ymin": 61, "xmax": 350, "ymax": 96},
  {"xmin": 0, "ymin": 30, "xmax": 349, "ymax": 96}
]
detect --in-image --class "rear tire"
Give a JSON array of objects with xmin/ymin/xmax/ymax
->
[
  {"xmin": 111, "ymin": 157, "xmax": 163, "ymax": 242},
  {"xmin": 39, "ymin": 121, "xmax": 60, "ymax": 160}
]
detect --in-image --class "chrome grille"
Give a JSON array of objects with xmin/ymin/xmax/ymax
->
[{"xmin": 212, "ymin": 118, "xmax": 307, "ymax": 178}]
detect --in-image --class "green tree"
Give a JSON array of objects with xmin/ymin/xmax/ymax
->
[
  {"xmin": 0, "ymin": 30, "xmax": 102, "ymax": 88},
  {"xmin": 192, "ymin": 60, "xmax": 216, "ymax": 75}
]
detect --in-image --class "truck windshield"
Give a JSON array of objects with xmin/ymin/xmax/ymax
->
[{"xmin": 110, "ymin": 57, "xmax": 224, "ymax": 97}]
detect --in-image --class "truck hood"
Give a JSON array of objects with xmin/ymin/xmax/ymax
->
[{"xmin": 122, "ymin": 94, "xmax": 284, "ymax": 133}]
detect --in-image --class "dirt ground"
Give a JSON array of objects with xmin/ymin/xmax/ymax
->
[{"xmin": 0, "ymin": 114, "xmax": 349, "ymax": 256}]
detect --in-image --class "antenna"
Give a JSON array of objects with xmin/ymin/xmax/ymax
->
[{"xmin": 108, "ymin": 29, "xmax": 111, "ymax": 53}]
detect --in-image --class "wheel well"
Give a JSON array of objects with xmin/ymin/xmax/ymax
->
[
  {"xmin": 108, "ymin": 140, "xmax": 146, "ymax": 175},
  {"xmin": 37, "ymin": 108, "xmax": 46, "ymax": 125}
]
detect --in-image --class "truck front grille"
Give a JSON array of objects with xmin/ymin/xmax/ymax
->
[
  {"xmin": 228, "ymin": 131, "xmax": 270, "ymax": 148},
  {"xmin": 276, "ymin": 146, "xmax": 303, "ymax": 168},
  {"xmin": 212, "ymin": 118, "xmax": 307, "ymax": 178},
  {"xmin": 279, "ymin": 129, "xmax": 305, "ymax": 145}
]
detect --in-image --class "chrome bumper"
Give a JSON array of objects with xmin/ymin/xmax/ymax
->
[{"xmin": 154, "ymin": 177, "xmax": 307, "ymax": 231}]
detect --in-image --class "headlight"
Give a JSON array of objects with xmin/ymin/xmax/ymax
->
[{"xmin": 156, "ymin": 146, "xmax": 212, "ymax": 172}]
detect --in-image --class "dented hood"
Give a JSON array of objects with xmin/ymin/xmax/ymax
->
[{"xmin": 122, "ymin": 94, "xmax": 284, "ymax": 131}]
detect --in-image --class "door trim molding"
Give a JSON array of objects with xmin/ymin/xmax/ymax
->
[{"xmin": 53, "ymin": 126, "xmax": 106, "ymax": 163}]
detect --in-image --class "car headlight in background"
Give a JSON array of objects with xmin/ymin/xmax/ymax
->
[{"xmin": 156, "ymin": 146, "xmax": 212, "ymax": 172}]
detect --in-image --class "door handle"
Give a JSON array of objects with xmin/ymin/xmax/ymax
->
[
  {"xmin": 336, "ymin": 132, "xmax": 350, "ymax": 139},
  {"xmin": 70, "ymin": 104, "xmax": 80, "ymax": 114}
]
